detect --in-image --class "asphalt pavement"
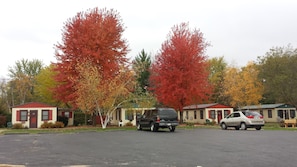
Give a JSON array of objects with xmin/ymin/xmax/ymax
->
[{"xmin": 0, "ymin": 128, "xmax": 297, "ymax": 167}]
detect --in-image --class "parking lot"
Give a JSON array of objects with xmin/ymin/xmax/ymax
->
[{"xmin": 1, "ymin": 128, "xmax": 297, "ymax": 167}]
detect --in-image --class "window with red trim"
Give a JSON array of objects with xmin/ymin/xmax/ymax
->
[
  {"xmin": 42, "ymin": 110, "xmax": 49, "ymax": 121},
  {"xmin": 224, "ymin": 110, "xmax": 231, "ymax": 118},
  {"xmin": 62, "ymin": 111, "xmax": 72, "ymax": 118},
  {"xmin": 208, "ymin": 110, "xmax": 216, "ymax": 119},
  {"xmin": 18, "ymin": 110, "xmax": 28, "ymax": 121},
  {"xmin": 42, "ymin": 110, "xmax": 53, "ymax": 121}
]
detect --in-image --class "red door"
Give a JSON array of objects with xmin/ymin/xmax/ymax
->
[
  {"xmin": 217, "ymin": 110, "xmax": 222, "ymax": 123},
  {"xmin": 30, "ymin": 110, "xmax": 38, "ymax": 128}
]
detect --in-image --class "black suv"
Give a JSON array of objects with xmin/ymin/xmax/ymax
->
[{"xmin": 136, "ymin": 108, "xmax": 179, "ymax": 132}]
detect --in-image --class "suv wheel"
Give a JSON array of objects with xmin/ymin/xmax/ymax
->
[
  {"xmin": 169, "ymin": 126, "xmax": 176, "ymax": 132},
  {"xmin": 240, "ymin": 122, "xmax": 247, "ymax": 130},
  {"xmin": 221, "ymin": 123, "xmax": 227, "ymax": 130},
  {"xmin": 255, "ymin": 126, "xmax": 261, "ymax": 130},
  {"xmin": 137, "ymin": 123, "xmax": 142, "ymax": 130},
  {"xmin": 150, "ymin": 123, "xmax": 157, "ymax": 132}
]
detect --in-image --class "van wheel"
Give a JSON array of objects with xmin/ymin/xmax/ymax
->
[
  {"xmin": 240, "ymin": 123, "xmax": 247, "ymax": 130},
  {"xmin": 137, "ymin": 123, "xmax": 142, "ymax": 130},
  {"xmin": 150, "ymin": 123, "xmax": 156, "ymax": 132},
  {"xmin": 169, "ymin": 126, "xmax": 176, "ymax": 132}
]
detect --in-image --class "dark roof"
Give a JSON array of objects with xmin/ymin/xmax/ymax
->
[
  {"xmin": 12, "ymin": 102, "xmax": 55, "ymax": 108},
  {"xmin": 183, "ymin": 103, "xmax": 233, "ymax": 110},
  {"xmin": 242, "ymin": 103, "xmax": 295, "ymax": 110}
]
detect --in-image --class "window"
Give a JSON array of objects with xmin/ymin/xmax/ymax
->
[
  {"xmin": 65, "ymin": 112, "xmax": 69, "ymax": 118},
  {"xmin": 125, "ymin": 110, "xmax": 134, "ymax": 121},
  {"xmin": 20, "ymin": 110, "xmax": 28, "ymax": 121},
  {"xmin": 200, "ymin": 110, "xmax": 204, "ymax": 119},
  {"xmin": 185, "ymin": 111, "xmax": 189, "ymax": 119},
  {"xmin": 62, "ymin": 111, "xmax": 72, "ymax": 118},
  {"xmin": 42, "ymin": 110, "xmax": 52, "ymax": 121},
  {"xmin": 285, "ymin": 110, "xmax": 289, "ymax": 119},
  {"xmin": 194, "ymin": 111, "xmax": 197, "ymax": 119},
  {"xmin": 268, "ymin": 110, "xmax": 272, "ymax": 118},
  {"xmin": 209, "ymin": 110, "xmax": 216, "ymax": 119},
  {"xmin": 224, "ymin": 110, "xmax": 230, "ymax": 118},
  {"xmin": 277, "ymin": 110, "xmax": 283, "ymax": 118},
  {"xmin": 290, "ymin": 110, "xmax": 296, "ymax": 118},
  {"xmin": 42, "ymin": 110, "xmax": 49, "ymax": 121}
]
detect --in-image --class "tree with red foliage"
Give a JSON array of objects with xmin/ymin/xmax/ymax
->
[
  {"xmin": 53, "ymin": 7, "xmax": 129, "ymax": 106},
  {"xmin": 149, "ymin": 22, "xmax": 211, "ymax": 122}
]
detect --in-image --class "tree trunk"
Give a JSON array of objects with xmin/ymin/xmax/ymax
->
[
  {"xmin": 84, "ymin": 113, "xmax": 87, "ymax": 125},
  {"xmin": 179, "ymin": 111, "xmax": 184, "ymax": 124}
]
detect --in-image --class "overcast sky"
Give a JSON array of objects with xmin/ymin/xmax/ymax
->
[{"xmin": 1, "ymin": 0, "xmax": 297, "ymax": 78}]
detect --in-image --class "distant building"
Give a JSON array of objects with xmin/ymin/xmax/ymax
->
[
  {"xmin": 182, "ymin": 103, "xmax": 234, "ymax": 124},
  {"xmin": 11, "ymin": 102, "xmax": 57, "ymax": 128},
  {"xmin": 242, "ymin": 103, "xmax": 296, "ymax": 123}
]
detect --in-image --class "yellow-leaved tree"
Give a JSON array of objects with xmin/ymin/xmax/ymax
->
[
  {"xmin": 34, "ymin": 64, "xmax": 63, "ymax": 106},
  {"xmin": 74, "ymin": 60, "xmax": 135, "ymax": 129},
  {"xmin": 223, "ymin": 62, "xmax": 263, "ymax": 109}
]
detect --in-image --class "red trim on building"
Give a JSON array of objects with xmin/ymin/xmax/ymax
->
[
  {"xmin": 206, "ymin": 104, "xmax": 232, "ymax": 108},
  {"xmin": 16, "ymin": 110, "xmax": 20, "ymax": 121},
  {"xmin": 13, "ymin": 102, "xmax": 54, "ymax": 108},
  {"xmin": 49, "ymin": 110, "xmax": 53, "ymax": 120}
]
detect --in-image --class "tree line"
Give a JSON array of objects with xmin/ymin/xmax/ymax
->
[{"xmin": 0, "ymin": 7, "xmax": 296, "ymax": 127}]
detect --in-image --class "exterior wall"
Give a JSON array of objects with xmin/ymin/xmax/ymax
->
[
  {"xmin": 110, "ymin": 108, "xmax": 154, "ymax": 126},
  {"xmin": 275, "ymin": 108, "xmax": 296, "ymax": 121},
  {"xmin": 246, "ymin": 108, "xmax": 296, "ymax": 123},
  {"xmin": 179, "ymin": 109, "xmax": 205, "ymax": 124},
  {"xmin": 58, "ymin": 111, "xmax": 74, "ymax": 126},
  {"xmin": 261, "ymin": 109, "xmax": 277, "ymax": 122},
  {"xmin": 179, "ymin": 108, "xmax": 234, "ymax": 124},
  {"xmin": 110, "ymin": 106, "xmax": 234, "ymax": 126},
  {"xmin": 12, "ymin": 107, "xmax": 57, "ymax": 128}
]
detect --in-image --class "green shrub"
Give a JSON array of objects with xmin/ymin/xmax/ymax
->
[
  {"xmin": 41, "ymin": 121, "xmax": 65, "ymax": 128},
  {"xmin": 53, "ymin": 121, "xmax": 64, "ymax": 128},
  {"xmin": 205, "ymin": 119, "xmax": 216, "ymax": 125},
  {"xmin": 74, "ymin": 112, "xmax": 88, "ymax": 126},
  {"xmin": 58, "ymin": 116, "xmax": 69, "ymax": 127},
  {"xmin": 5, "ymin": 113, "xmax": 12, "ymax": 127},
  {"xmin": 41, "ymin": 122, "xmax": 54, "ymax": 128},
  {"xmin": 279, "ymin": 120, "xmax": 285, "ymax": 127},
  {"xmin": 185, "ymin": 122, "xmax": 194, "ymax": 127},
  {"xmin": 125, "ymin": 121, "xmax": 133, "ymax": 126},
  {"xmin": 12, "ymin": 123, "xmax": 24, "ymax": 129}
]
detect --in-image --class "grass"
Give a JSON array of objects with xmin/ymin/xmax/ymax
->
[
  {"xmin": 0, "ymin": 125, "xmax": 136, "ymax": 135},
  {"xmin": 1, "ymin": 123, "xmax": 296, "ymax": 135}
]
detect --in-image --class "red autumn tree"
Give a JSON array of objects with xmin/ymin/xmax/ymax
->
[
  {"xmin": 53, "ymin": 7, "xmax": 129, "ymax": 106},
  {"xmin": 149, "ymin": 22, "xmax": 211, "ymax": 121}
]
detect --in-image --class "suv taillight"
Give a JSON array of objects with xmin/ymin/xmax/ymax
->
[{"xmin": 156, "ymin": 116, "xmax": 160, "ymax": 123}]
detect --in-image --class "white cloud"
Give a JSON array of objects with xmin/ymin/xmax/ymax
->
[{"xmin": 1, "ymin": 0, "xmax": 297, "ymax": 78}]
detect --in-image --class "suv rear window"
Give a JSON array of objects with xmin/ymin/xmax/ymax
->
[
  {"xmin": 243, "ymin": 111, "xmax": 262, "ymax": 117},
  {"xmin": 158, "ymin": 109, "xmax": 177, "ymax": 116}
]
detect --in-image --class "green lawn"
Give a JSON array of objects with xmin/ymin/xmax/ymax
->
[{"xmin": 1, "ymin": 123, "xmax": 296, "ymax": 135}]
